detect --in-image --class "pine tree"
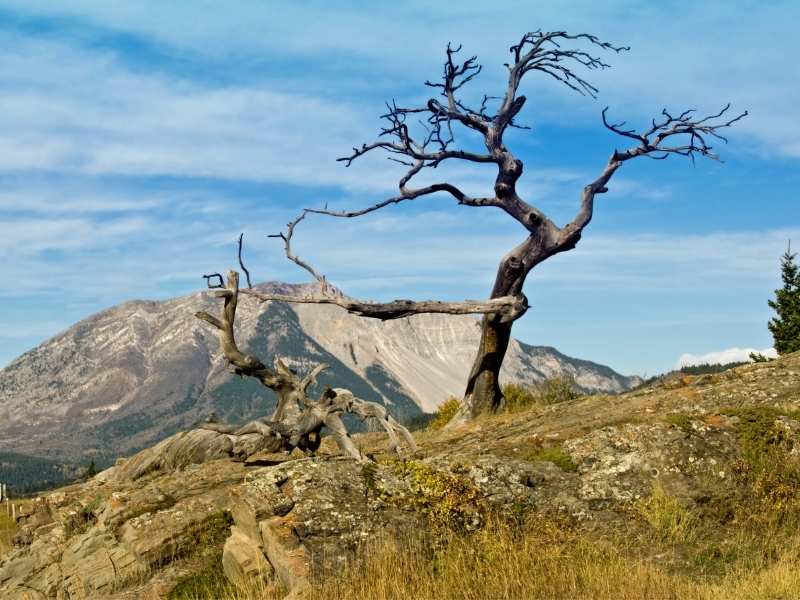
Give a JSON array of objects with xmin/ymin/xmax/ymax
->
[
  {"xmin": 768, "ymin": 242, "xmax": 800, "ymax": 354},
  {"xmin": 82, "ymin": 458, "xmax": 97, "ymax": 480}
]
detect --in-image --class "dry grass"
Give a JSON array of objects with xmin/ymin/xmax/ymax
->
[
  {"xmin": 636, "ymin": 483, "xmax": 698, "ymax": 544},
  {"xmin": 0, "ymin": 511, "xmax": 15, "ymax": 557},
  {"xmin": 311, "ymin": 514, "xmax": 800, "ymax": 600},
  {"xmin": 503, "ymin": 377, "xmax": 579, "ymax": 412},
  {"xmin": 429, "ymin": 397, "xmax": 461, "ymax": 431}
]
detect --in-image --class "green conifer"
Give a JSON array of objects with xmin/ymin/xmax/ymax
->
[
  {"xmin": 83, "ymin": 458, "xmax": 97, "ymax": 479},
  {"xmin": 768, "ymin": 242, "xmax": 800, "ymax": 354}
]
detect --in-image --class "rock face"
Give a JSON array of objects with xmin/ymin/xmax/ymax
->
[
  {"xmin": 0, "ymin": 282, "xmax": 639, "ymax": 468},
  {"xmin": 0, "ymin": 352, "xmax": 797, "ymax": 599}
]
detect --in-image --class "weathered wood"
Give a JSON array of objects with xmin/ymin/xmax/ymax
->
[
  {"xmin": 194, "ymin": 271, "xmax": 415, "ymax": 463},
  {"xmin": 258, "ymin": 33, "xmax": 744, "ymax": 421},
  {"xmin": 332, "ymin": 389, "xmax": 418, "ymax": 454},
  {"xmin": 240, "ymin": 287, "xmax": 526, "ymax": 323}
]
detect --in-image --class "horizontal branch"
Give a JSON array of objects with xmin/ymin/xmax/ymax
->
[
  {"xmin": 305, "ymin": 184, "xmax": 499, "ymax": 220},
  {"xmin": 240, "ymin": 288, "xmax": 528, "ymax": 323}
]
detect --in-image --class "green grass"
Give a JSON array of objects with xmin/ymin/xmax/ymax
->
[
  {"xmin": 664, "ymin": 413, "xmax": 694, "ymax": 433},
  {"xmin": 522, "ymin": 445, "xmax": 578, "ymax": 473}
]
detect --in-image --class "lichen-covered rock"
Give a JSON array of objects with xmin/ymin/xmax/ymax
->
[
  {"xmin": 0, "ymin": 459, "xmax": 247, "ymax": 599},
  {"xmin": 225, "ymin": 457, "xmax": 425, "ymax": 593},
  {"xmin": 222, "ymin": 525, "xmax": 273, "ymax": 585},
  {"xmin": 565, "ymin": 421, "xmax": 739, "ymax": 508}
]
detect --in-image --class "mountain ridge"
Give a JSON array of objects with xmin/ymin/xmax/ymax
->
[{"xmin": 0, "ymin": 282, "xmax": 639, "ymax": 470}]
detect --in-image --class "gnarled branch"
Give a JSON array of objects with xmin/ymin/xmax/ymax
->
[
  {"xmin": 253, "ymin": 210, "xmax": 528, "ymax": 323},
  {"xmin": 603, "ymin": 104, "xmax": 748, "ymax": 163},
  {"xmin": 194, "ymin": 270, "xmax": 418, "ymax": 463},
  {"xmin": 559, "ymin": 104, "xmax": 747, "ymax": 249}
]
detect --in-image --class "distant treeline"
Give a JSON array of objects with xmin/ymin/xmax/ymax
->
[
  {"xmin": 636, "ymin": 361, "xmax": 749, "ymax": 389},
  {"xmin": 0, "ymin": 452, "xmax": 83, "ymax": 497},
  {"xmin": 677, "ymin": 361, "xmax": 748, "ymax": 375}
]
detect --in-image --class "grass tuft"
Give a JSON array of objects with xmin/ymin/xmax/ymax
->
[
  {"xmin": 503, "ymin": 377, "xmax": 579, "ymax": 412},
  {"xmin": 522, "ymin": 445, "xmax": 578, "ymax": 473},
  {"xmin": 0, "ymin": 511, "xmax": 16, "ymax": 557},
  {"xmin": 664, "ymin": 413, "xmax": 694, "ymax": 433},
  {"xmin": 636, "ymin": 483, "xmax": 697, "ymax": 544}
]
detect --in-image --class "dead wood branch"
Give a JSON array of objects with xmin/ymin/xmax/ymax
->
[{"xmin": 194, "ymin": 270, "xmax": 417, "ymax": 462}]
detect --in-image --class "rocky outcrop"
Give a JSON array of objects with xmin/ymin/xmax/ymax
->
[
  {"xmin": 222, "ymin": 526, "xmax": 273, "ymax": 586},
  {"xmin": 1, "ymin": 352, "xmax": 796, "ymax": 599}
]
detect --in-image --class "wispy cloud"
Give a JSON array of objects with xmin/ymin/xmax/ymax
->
[
  {"xmin": 2, "ymin": 2, "xmax": 798, "ymax": 161},
  {"xmin": 0, "ymin": 34, "xmax": 397, "ymax": 190}
]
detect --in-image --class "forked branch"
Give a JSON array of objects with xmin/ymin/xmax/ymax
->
[
  {"xmin": 236, "ymin": 218, "xmax": 528, "ymax": 323},
  {"xmin": 603, "ymin": 104, "xmax": 748, "ymax": 162},
  {"xmin": 560, "ymin": 104, "xmax": 747, "ymax": 249}
]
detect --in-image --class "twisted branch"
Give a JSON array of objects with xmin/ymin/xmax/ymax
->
[
  {"xmin": 195, "ymin": 271, "xmax": 418, "ymax": 461},
  {"xmin": 559, "ymin": 104, "xmax": 747, "ymax": 250}
]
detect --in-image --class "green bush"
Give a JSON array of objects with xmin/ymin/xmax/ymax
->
[
  {"xmin": 430, "ymin": 397, "xmax": 461, "ymax": 430},
  {"xmin": 503, "ymin": 376, "xmax": 579, "ymax": 412}
]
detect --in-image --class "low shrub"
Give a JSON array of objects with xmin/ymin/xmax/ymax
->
[
  {"xmin": 522, "ymin": 445, "xmax": 578, "ymax": 473},
  {"xmin": 503, "ymin": 376, "xmax": 579, "ymax": 412},
  {"xmin": 429, "ymin": 397, "xmax": 461, "ymax": 430},
  {"xmin": 392, "ymin": 460, "xmax": 482, "ymax": 532}
]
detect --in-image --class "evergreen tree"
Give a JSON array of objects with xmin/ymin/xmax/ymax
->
[
  {"xmin": 768, "ymin": 242, "xmax": 800, "ymax": 354},
  {"xmin": 82, "ymin": 458, "xmax": 97, "ymax": 480}
]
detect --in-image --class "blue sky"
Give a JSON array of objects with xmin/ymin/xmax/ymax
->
[{"xmin": 0, "ymin": 1, "xmax": 796, "ymax": 376}]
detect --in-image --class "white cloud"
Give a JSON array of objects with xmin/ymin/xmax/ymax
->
[
  {"xmin": 0, "ymin": 34, "xmax": 401, "ymax": 191},
  {"xmin": 1, "ymin": 2, "xmax": 798, "ymax": 162},
  {"xmin": 676, "ymin": 347, "xmax": 778, "ymax": 368}
]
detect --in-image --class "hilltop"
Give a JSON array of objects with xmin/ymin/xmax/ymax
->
[{"xmin": 1, "ymin": 352, "xmax": 798, "ymax": 599}]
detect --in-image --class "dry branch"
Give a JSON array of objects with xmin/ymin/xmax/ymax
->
[{"xmin": 194, "ymin": 271, "xmax": 417, "ymax": 462}]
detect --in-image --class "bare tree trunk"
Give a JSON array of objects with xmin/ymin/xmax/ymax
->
[
  {"xmin": 455, "ymin": 240, "xmax": 531, "ymax": 422},
  {"xmin": 460, "ymin": 314, "xmax": 512, "ymax": 417}
]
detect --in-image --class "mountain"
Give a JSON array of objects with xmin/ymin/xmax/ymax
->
[{"xmin": 0, "ymin": 282, "xmax": 639, "ymax": 469}]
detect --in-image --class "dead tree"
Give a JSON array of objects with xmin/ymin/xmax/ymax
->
[
  {"xmin": 192, "ymin": 270, "xmax": 417, "ymax": 462},
  {"xmin": 225, "ymin": 30, "xmax": 746, "ymax": 423}
]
